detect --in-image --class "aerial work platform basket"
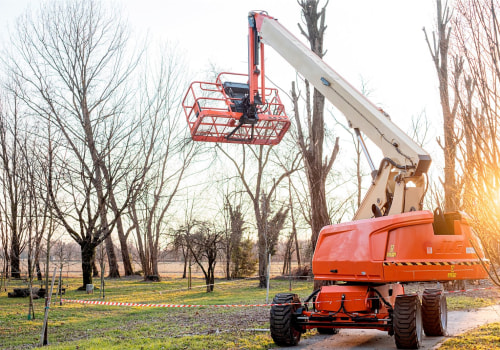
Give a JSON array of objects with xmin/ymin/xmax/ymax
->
[{"xmin": 182, "ymin": 73, "xmax": 291, "ymax": 145}]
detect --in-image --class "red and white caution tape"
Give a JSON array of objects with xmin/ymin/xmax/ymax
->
[
  {"xmin": 61, "ymin": 298, "xmax": 292, "ymax": 308},
  {"xmin": 61, "ymin": 286, "xmax": 498, "ymax": 309},
  {"xmin": 443, "ymin": 286, "xmax": 496, "ymax": 294}
]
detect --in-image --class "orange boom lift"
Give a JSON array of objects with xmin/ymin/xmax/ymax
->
[{"xmin": 182, "ymin": 11, "xmax": 489, "ymax": 349}]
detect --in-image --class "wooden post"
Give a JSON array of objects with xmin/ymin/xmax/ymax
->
[
  {"xmin": 39, "ymin": 266, "xmax": 57, "ymax": 346},
  {"xmin": 58, "ymin": 267, "xmax": 63, "ymax": 306},
  {"xmin": 266, "ymin": 253, "xmax": 271, "ymax": 303},
  {"xmin": 100, "ymin": 259, "xmax": 105, "ymax": 299}
]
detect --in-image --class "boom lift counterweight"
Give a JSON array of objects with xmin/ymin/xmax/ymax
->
[{"xmin": 182, "ymin": 11, "xmax": 488, "ymax": 349}]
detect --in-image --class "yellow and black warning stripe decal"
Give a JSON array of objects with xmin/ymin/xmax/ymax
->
[{"xmin": 383, "ymin": 261, "xmax": 482, "ymax": 267}]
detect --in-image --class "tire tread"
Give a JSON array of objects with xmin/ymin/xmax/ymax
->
[
  {"xmin": 422, "ymin": 289, "xmax": 446, "ymax": 336},
  {"xmin": 270, "ymin": 293, "xmax": 302, "ymax": 346},
  {"xmin": 394, "ymin": 294, "xmax": 422, "ymax": 349}
]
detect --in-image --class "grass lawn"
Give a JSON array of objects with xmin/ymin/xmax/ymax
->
[
  {"xmin": 439, "ymin": 322, "xmax": 500, "ymax": 349},
  {"xmin": 2, "ymin": 277, "xmax": 499, "ymax": 349},
  {"xmin": 0, "ymin": 276, "xmax": 314, "ymax": 349},
  {"xmin": 446, "ymin": 294, "xmax": 499, "ymax": 311}
]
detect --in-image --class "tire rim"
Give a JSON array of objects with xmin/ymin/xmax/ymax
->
[
  {"xmin": 416, "ymin": 298, "xmax": 423, "ymax": 344},
  {"xmin": 440, "ymin": 294, "xmax": 448, "ymax": 331}
]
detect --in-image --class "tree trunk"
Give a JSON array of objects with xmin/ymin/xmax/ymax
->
[
  {"xmin": 10, "ymin": 233, "xmax": 20, "ymax": 278},
  {"xmin": 225, "ymin": 241, "xmax": 231, "ymax": 280},
  {"xmin": 104, "ymin": 233, "xmax": 120, "ymax": 278},
  {"xmin": 81, "ymin": 89, "xmax": 120, "ymax": 278},
  {"xmin": 307, "ymin": 89, "xmax": 330, "ymax": 254},
  {"xmin": 307, "ymin": 162, "xmax": 330, "ymax": 252},
  {"xmin": 289, "ymin": 181, "xmax": 301, "ymax": 268},
  {"xmin": 36, "ymin": 261, "xmax": 42, "ymax": 281},
  {"xmin": 182, "ymin": 255, "xmax": 188, "ymax": 279},
  {"xmin": 81, "ymin": 243, "xmax": 95, "ymax": 288},
  {"xmin": 294, "ymin": 235, "xmax": 301, "ymax": 267},
  {"xmin": 210, "ymin": 268, "xmax": 215, "ymax": 292},
  {"xmin": 294, "ymin": 1, "xmax": 337, "ymax": 256},
  {"xmin": 206, "ymin": 265, "xmax": 215, "ymax": 292},
  {"xmin": 443, "ymin": 119, "xmax": 458, "ymax": 211},
  {"xmin": 151, "ymin": 248, "xmax": 159, "ymax": 276},
  {"xmin": 108, "ymin": 191, "xmax": 133, "ymax": 276},
  {"xmin": 461, "ymin": 78, "xmax": 475, "ymax": 204},
  {"xmin": 145, "ymin": 224, "xmax": 156, "ymax": 276},
  {"xmin": 424, "ymin": 0, "xmax": 460, "ymax": 212},
  {"xmin": 27, "ymin": 248, "xmax": 35, "ymax": 320},
  {"xmin": 115, "ymin": 218, "xmax": 133, "ymax": 276},
  {"xmin": 282, "ymin": 247, "xmax": 290, "ymax": 275},
  {"xmin": 92, "ymin": 257, "xmax": 99, "ymax": 277},
  {"xmin": 131, "ymin": 203, "xmax": 148, "ymax": 276},
  {"xmin": 257, "ymin": 226, "xmax": 267, "ymax": 288}
]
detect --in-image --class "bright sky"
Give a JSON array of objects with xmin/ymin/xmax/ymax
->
[
  {"xmin": 0, "ymin": 0, "xmax": 442, "ymax": 155},
  {"xmin": 121, "ymin": 0, "xmax": 440, "ymax": 133},
  {"xmin": 0, "ymin": 0, "xmax": 444, "ymax": 232}
]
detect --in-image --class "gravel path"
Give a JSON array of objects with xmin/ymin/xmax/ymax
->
[{"xmin": 277, "ymin": 304, "xmax": 500, "ymax": 350}]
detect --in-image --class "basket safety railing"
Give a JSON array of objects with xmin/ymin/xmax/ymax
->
[{"xmin": 182, "ymin": 72, "xmax": 290, "ymax": 145}]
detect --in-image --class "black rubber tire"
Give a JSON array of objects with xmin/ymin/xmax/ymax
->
[
  {"xmin": 394, "ymin": 294, "xmax": 423, "ymax": 349},
  {"xmin": 317, "ymin": 327, "xmax": 339, "ymax": 335},
  {"xmin": 422, "ymin": 289, "xmax": 447, "ymax": 336},
  {"xmin": 270, "ymin": 293, "xmax": 302, "ymax": 346}
]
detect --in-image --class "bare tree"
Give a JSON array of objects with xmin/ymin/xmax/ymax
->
[
  {"xmin": 0, "ymin": 83, "xmax": 54, "ymax": 314},
  {"xmin": 221, "ymin": 191, "xmax": 245, "ymax": 280},
  {"xmin": 128, "ymin": 47, "xmax": 196, "ymax": 280},
  {"xmin": 282, "ymin": 233, "xmax": 295, "ymax": 275},
  {"xmin": 0, "ymin": 211, "xmax": 8, "ymax": 288},
  {"xmin": 424, "ymin": 0, "xmax": 462, "ymax": 212},
  {"xmin": 292, "ymin": 0, "xmax": 340, "ymax": 253},
  {"xmin": 22, "ymin": 133, "xmax": 50, "ymax": 318},
  {"xmin": 0, "ymin": 93, "xmax": 28, "ymax": 279},
  {"xmin": 171, "ymin": 229, "xmax": 191, "ymax": 279},
  {"xmin": 217, "ymin": 144, "xmax": 300, "ymax": 287},
  {"xmin": 4, "ymin": 0, "xmax": 145, "ymax": 288},
  {"xmin": 52, "ymin": 240, "xmax": 74, "ymax": 279},
  {"xmin": 37, "ymin": 118, "xmax": 65, "ymax": 291},
  {"xmin": 284, "ymin": 177, "xmax": 301, "ymax": 272},
  {"xmin": 452, "ymin": 0, "xmax": 500, "ymax": 284},
  {"xmin": 182, "ymin": 220, "xmax": 223, "ymax": 292}
]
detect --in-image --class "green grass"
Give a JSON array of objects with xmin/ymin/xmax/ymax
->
[
  {"xmin": 446, "ymin": 295, "xmax": 499, "ymax": 311},
  {"xmin": 2, "ymin": 278, "xmax": 498, "ymax": 349},
  {"xmin": 439, "ymin": 322, "xmax": 500, "ymax": 349},
  {"xmin": 0, "ymin": 277, "xmax": 312, "ymax": 349}
]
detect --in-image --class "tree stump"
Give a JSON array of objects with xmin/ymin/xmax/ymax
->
[
  {"xmin": 7, "ymin": 287, "xmax": 40, "ymax": 299},
  {"xmin": 145, "ymin": 275, "xmax": 160, "ymax": 282}
]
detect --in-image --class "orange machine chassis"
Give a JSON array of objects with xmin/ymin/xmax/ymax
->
[
  {"xmin": 297, "ymin": 283, "xmax": 404, "ymax": 332},
  {"xmin": 312, "ymin": 210, "xmax": 487, "ymax": 284},
  {"xmin": 270, "ymin": 210, "xmax": 488, "ymax": 348}
]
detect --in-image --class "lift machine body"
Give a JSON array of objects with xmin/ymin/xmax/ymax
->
[{"xmin": 182, "ymin": 11, "xmax": 489, "ymax": 349}]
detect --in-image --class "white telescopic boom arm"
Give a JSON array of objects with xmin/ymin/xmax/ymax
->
[{"xmin": 252, "ymin": 12, "xmax": 431, "ymax": 176}]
